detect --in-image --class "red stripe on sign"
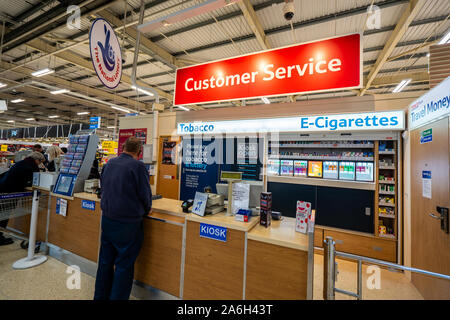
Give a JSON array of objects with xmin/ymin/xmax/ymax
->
[{"xmin": 174, "ymin": 34, "xmax": 361, "ymax": 105}]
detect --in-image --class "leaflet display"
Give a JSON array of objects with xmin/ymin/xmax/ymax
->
[
  {"xmin": 280, "ymin": 160, "xmax": 294, "ymax": 176},
  {"xmin": 339, "ymin": 161, "xmax": 356, "ymax": 181},
  {"xmin": 294, "ymin": 160, "xmax": 308, "ymax": 177},
  {"xmin": 308, "ymin": 161, "xmax": 323, "ymax": 178},
  {"xmin": 53, "ymin": 131, "xmax": 99, "ymax": 197},
  {"xmin": 356, "ymin": 162, "xmax": 374, "ymax": 182},
  {"xmin": 323, "ymin": 161, "xmax": 338, "ymax": 179}
]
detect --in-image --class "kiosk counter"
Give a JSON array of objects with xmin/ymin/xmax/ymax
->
[
  {"xmin": 246, "ymin": 216, "xmax": 313, "ymax": 300},
  {"xmin": 134, "ymin": 198, "xmax": 186, "ymax": 298},
  {"xmin": 183, "ymin": 212, "xmax": 259, "ymax": 300},
  {"xmin": 9, "ymin": 189, "xmax": 315, "ymax": 300}
]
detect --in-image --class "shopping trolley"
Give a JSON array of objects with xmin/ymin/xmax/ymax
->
[{"xmin": 0, "ymin": 189, "xmax": 48, "ymax": 269}]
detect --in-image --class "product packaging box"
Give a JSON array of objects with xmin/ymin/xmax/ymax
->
[
  {"xmin": 260, "ymin": 208, "xmax": 272, "ymax": 228},
  {"xmin": 260, "ymin": 192, "xmax": 272, "ymax": 210},
  {"xmin": 260, "ymin": 192, "xmax": 272, "ymax": 227},
  {"xmin": 236, "ymin": 209, "xmax": 252, "ymax": 222},
  {"xmin": 296, "ymin": 201, "xmax": 312, "ymax": 234}
]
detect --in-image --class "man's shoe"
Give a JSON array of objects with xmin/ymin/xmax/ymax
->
[{"xmin": 0, "ymin": 237, "xmax": 14, "ymax": 246}]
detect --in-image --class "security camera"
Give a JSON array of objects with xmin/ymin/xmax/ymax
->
[{"xmin": 283, "ymin": 1, "xmax": 295, "ymax": 21}]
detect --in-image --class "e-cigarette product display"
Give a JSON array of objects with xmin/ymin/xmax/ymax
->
[
  {"xmin": 267, "ymin": 159, "xmax": 280, "ymax": 176},
  {"xmin": 356, "ymin": 162, "xmax": 374, "ymax": 182},
  {"xmin": 339, "ymin": 161, "xmax": 356, "ymax": 180},
  {"xmin": 323, "ymin": 161, "xmax": 338, "ymax": 179},
  {"xmin": 294, "ymin": 160, "xmax": 308, "ymax": 177},
  {"xmin": 280, "ymin": 160, "xmax": 294, "ymax": 176},
  {"xmin": 307, "ymin": 161, "xmax": 323, "ymax": 178}
]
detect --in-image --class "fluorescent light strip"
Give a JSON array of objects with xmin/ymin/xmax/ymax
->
[
  {"xmin": 31, "ymin": 68, "xmax": 54, "ymax": 77},
  {"xmin": 50, "ymin": 89, "xmax": 70, "ymax": 95},
  {"xmin": 392, "ymin": 79, "xmax": 411, "ymax": 93},
  {"xmin": 261, "ymin": 97, "xmax": 270, "ymax": 104},
  {"xmin": 26, "ymin": 118, "xmax": 35, "ymax": 121},
  {"xmin": 111, "ymin": 106, "xmax": 131, "ymax": 113},
  {"xmin": 49, "ymin": 115, "xmax": 59, "ymax": 118},
  {"xmin": 178, "ymin": 105, "xmax": 190, "ymax": 111},
  {"xmin": 7, "ymin": 120, "xmax": 14, "ymax": 123},
  {"xmin": 438, "ymin": 29, "xmax": 450, "ymax": 45},
  {"xmin": 77, "ymin": 112, "xmax": 90, "ymax": 115},
  {"xmin": 0, "ymin": 83, "xmax": 7, "ymax": 88},
  {"xmin": 131, "ymin": 85, "xmax": 154, "ymax": 97},
  {"xmin": 11, "ymin": 99, "xmax": 25, "ymax": 103},
  {"xmin": 107, "ymin": 126, "xmax": 115, "ymax": 129}
]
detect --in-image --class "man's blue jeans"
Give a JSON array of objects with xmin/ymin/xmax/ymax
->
[{"xmin": 94, "ymin": 215, "xmax": 144, "ymax": 300}]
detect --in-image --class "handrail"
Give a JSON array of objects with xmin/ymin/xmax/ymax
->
[
  {"xmin": 323, "ymin": 236, "xmax": 450, "ymax": 300},
  {"xmin": 335, "ymin": 250, "xmax": 450, "ymax": 281}
]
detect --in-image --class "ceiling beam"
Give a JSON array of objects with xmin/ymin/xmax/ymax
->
[
  {"xmin": 0, "ymin": 78, "xmax": 117, "ymax": 120},
  {"xmin": 24, "ymin": 37, "xmax": 172, "ymax": 104},
  {"xmin": 0, "ymin": 59, "xmax": 147, "ymax": 113},
  {"xmin": 238, "ymin": 0, "xmax": 270, "ymax": 50},
  {"xmin": 369, "ymin": 71, "xmax": 429, "ymax": 87},
  {"xmin": 360, "ymin": 0, "xmax": 426, "ymax": 96}
]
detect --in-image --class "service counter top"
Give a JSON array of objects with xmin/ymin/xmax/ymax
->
[
  {"xmin": 73, "ymin": 192, "xmax": 100, "ymax": 202},
  {"xmin": 150, "ymin": 198, "xmax": 185, "ymax": 218},
  {"xmin": 186, "ymin": 211, "xmax": 259, "ymax": 232},
  {"xmin": 248, "ymin": 216, "xmax": 309, "ymax": 251}
]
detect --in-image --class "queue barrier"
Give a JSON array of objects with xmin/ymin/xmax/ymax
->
[{"xmin": 323, "ymin": 236, "xmax": 450, "ymax": 300}]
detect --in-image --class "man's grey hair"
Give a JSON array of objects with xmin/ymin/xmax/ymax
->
[{"xmin": 28, "ymin": 151, "xmax": 45, "ymax": 162}]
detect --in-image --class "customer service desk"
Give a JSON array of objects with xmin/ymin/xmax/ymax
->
[{"xmin": 7, "ymin": 191, "xmax": 314, "ymax": 300}]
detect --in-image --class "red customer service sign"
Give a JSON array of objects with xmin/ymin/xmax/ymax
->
[{"xmin": 174, "ymin": 33, "xmax": 362, "ymax": 106}]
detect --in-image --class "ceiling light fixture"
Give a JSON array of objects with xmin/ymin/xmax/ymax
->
[
  {"xmin": 131, "ymin": 85, "xmax": 154, "ymax": 97},
  {"xmin": 50, "ymin": 89, "xmax": 70, "ymax": 95},
  {"xmin": 111, "ymin": 106, "xmax": 131, "ymax": 113},
  {"xmin": 261, "ymin": 97, "xmax": 270, "ymax": 104},
  {"xmin": 7, "ymin": 120, "xmax": 14, "ymax": 123},
  {"xmin": 49, "ymin": 115, "xmax": 59, "ymax": 118},
  {"xmin": 177, "ymin": 105, "xmax": 190, "ymax": 111},
  {"xmin": 392, "ymin": 79, "xmax": 411, "ymax": 93},
  {"xmin": 438, "ymin": 29, "xmax": 450, "ymax": 45},
  {"xmin": 0, "ymin": 83, "xmax": 7, "ymax": 88},
  {"xmin": 11, "ymin": 98, "xmax": 25, "ymax": 103},
  {"xmin": 25, "ymin": 118, "xmax": 35, "ymax": 121},
  {"xmin": 77, "ymin": 111, "xmax": 90, "ymax": 115},
  {"xmin": 31, "ymin": 68, "xmax": 54, "ymax": 77}
]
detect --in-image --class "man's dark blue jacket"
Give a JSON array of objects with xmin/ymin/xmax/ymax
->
[
  {"xmin": 100, "ymin": 153, "xmax": 152, "ymax": 222},
  {"xmin": 0, "ymin": 157, "xmax": 39, "ymax": 193}
]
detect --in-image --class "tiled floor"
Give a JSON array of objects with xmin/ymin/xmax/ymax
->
[{"xmin": 0, "ymin": 241, "xmax": 423, "ymax": 300}]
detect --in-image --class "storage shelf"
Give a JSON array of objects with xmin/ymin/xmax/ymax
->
[
  {"xmin": 269, "ymin": 155, "xmax": 374, "ymax": 161},
  {"xmin": 378, "ymin": 233, "xmax": 396, "ymax": 240},
  {"xmin": 379, "ymin": 191, "xmax": 395, "ymax": 195},
  {"xmin": 267, "ymin": 175, "xmax": 376, "ymax": 191},
  {"xmin": 379, "ymin": 202, "xmax": 395, "ymax": 207},
  {"xmin": 270, "ymin": 144, "xmax": 374, "ymax": 149},
  {"xmin": 379, "ymin": 180, "xmax": 395, "ymax": 184},
  {"xmin": 379, "ymin": 213, "xmax": 396, "ymax": 219},
  {"xmin": 379, "ymin": 166, "xmax": 396, "ymax": 170}
]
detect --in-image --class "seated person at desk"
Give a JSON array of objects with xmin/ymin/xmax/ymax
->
[
  {"xmin": 0, "ymin": 152, "xmax": 45, "ymax": 246},
  {"xmin": 94, "ymin": 137, "xmax": 152, "ymax": 300}
]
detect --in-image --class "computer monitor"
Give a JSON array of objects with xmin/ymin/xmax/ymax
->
[
  {"xmin": 216, "ymin": 183, "xmax": 228, "ymax": 199},
  {"xmin": 216, "ymin": 181, "xmax": 262, "ymax": 209}
]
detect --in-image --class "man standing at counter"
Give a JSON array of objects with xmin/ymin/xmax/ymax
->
[{"xmin": 94, "ymin": 137, "xmax": 152, "ymax": 300}]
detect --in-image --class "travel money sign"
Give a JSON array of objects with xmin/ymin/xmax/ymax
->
[
  {"xmin": 89, "ymin": 18, "xmax": 122, "ymax": 89},
  {"xmin": 174, "ymin": 33, "xmax": 362, "ymax": 105}
]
